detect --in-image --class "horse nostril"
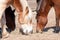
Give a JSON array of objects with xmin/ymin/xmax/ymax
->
[
  {"xmin": 19, "ymin": 28, "xmax": 26, "ymax": 35},
  {"xmin": 19, "ymin": 28, "xmax": 29, "ymax": 35},
  {"xmin": 19, "ymin": 28, "xmax": 23, "ymax": 34}
]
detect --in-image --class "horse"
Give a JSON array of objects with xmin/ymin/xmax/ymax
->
[
  {"xmin": 0, "ymin": 0, "xmax": 33, "ymax": 38},
  {"xmin": 36, "ymin": 0, "xmax": 60, "ymax": 33}
]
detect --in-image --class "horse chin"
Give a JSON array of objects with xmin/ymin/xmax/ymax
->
[{"xmin": 20, "ymin": 24, "xmax": 33, "ymax": 35}]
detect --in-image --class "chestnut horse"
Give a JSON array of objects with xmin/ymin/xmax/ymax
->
[
  {"xmin": 36, "ymin": 0, "xmax": 60, "ymax": 33},
  {"xmin": 0, "ymin": 0, "xmax": 33, "ymax": 38}
]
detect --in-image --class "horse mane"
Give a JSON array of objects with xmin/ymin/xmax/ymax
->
[{"xmin": 36, "ymin": 0, "xmax": 43, "ymax": 12}]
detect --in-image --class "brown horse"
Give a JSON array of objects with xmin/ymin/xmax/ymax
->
[{"xmin": 36, "ymin": 0, "xmax": 60, "ymax": 33}]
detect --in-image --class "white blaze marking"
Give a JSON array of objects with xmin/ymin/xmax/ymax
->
[
  {"xmin": 20, "ymin": 0, "xmax": 33, "ymax": 34},
  {"xmin": 21, "ymin": 24, "xmax": 33, "ymax": 34}
]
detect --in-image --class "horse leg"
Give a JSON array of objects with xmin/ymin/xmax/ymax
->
[
  {"xmin": 36, "ymin": 3, "xmax": 52, "ymax": 33},
  {"xmin": 54, "ymin": 5, "xmax": 60, "ymax": 33}
]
